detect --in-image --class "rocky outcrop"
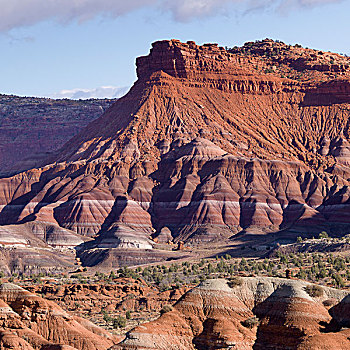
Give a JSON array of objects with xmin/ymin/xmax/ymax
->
[
  {"xmin": 24, "ymin": 278, "xmax": 188, "ymax": 324},
  {"xmin": 0, "ymin": 282, "xmax": 118, "ymax": 349},
  {"xmin": 229, "ymin": 38, "xmax": 350, "ymax": 80},
  {"xmin": 0, "ymin": 39, "xmax": 350, "ymax": 268},
  {"xmin": 115, "ymin": 277, "xmax": 350, "ymax": 350}
]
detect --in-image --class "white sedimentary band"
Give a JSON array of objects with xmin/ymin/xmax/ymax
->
[{"xmin": 1, "ymin": 199, "xmax": 349, "ymax": 211}]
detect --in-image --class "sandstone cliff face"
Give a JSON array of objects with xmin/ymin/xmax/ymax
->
[
  {"xmin": 0, "ymin": 39, "xmax": 350, "ymax": 268},
  {"xmin": 116, "ymin": 277, "xmax": 350, "ymax": 350},
  {"xmin": 0, "ymin": 282, "xmax": 118, "ymax": 349}
]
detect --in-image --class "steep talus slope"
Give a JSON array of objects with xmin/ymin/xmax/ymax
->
[
  {"xmin": 115, "ymin": 277, "xmax": 350, "ymax": 350},
  {"xmin": 0, "ymin": 282, "xmax": 119, "ymax": 349},
  {"xmin": 0, "ymin": 39, "xmax": 350, "ymax": 268}
]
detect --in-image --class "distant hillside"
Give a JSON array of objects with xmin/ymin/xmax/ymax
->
[{"xmin": 0, "ymin": 95, "xmax": 116, "ymax": 175}]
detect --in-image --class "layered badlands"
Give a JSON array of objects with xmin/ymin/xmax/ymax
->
[
  {"xmin": 116, "ymin": 277, "xmax": 350, "ymax": 350},
  {"xmin": 0, "ymin": 39, "xmax": 350, "ymax": 268},
  {"xmin": 2, "ymin": 277, "xmax": 348, "ymax": 349}
]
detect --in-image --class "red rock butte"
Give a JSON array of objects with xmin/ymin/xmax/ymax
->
[{"xmin": 0, "ymin": 38, "xmax": 350, "ymax": 268}]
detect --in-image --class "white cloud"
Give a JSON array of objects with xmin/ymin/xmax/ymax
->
[
  {"xmin": 0, "ymin": 0, "xmax": 344, "ymax": 31},
  {"xmin": 50, "ymin": 86, "xmax": 129, "ymax": 100}
]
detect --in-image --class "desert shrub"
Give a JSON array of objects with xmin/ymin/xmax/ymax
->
[
  {"xmin": 305, "ymin": 285, "xmax": 324, "ymax": 297},
  {"xmin": 125, "ymin": 310, "xmax": 132, "ymax": 319},
  {"xmin": 318, "ymin": 231, "xmax": 329, "ymax": 239},
  {"xmin": 241, "ymin": 317, "xmax": 260, "ymax": 328},
  {"xmin": 102, "ymin": 310, "xmax": 112, "ymax": 323},
  {"xmin": 332, "ymin": 273, "xmax": 345, "ymax": 288},
  {"xmin": 160, "ymin": 305, "xmax": 173, "ymax": 315},
  {"xmin": 159, "ymin": 283, "xmax": 170, "ymax": 292},
  {"xmin": 113, "ymin": 316, "xmax": 126, "ymax": 329},
  {"xmin": 227, "ymin": 276, "xmax": 243, "ymax": 288}
]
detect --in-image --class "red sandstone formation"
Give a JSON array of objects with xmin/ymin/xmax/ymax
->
[
  {"xmin": 0, "ymin": 39, "xmax": 350, "ymax": 269},
  {"xmin": 0, "ymin": 282, "xmax": 118, "ymax": 349},
  {"xmin": 115, "ymin": 277, "xmax": 350, "ymax": 350}
]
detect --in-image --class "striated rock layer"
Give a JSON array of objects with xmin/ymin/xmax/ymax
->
[
  {"xmin": 115, "ymin": 277, "xmax": 350, "ymax": 350},
  {"xmin": 0, "ymin": 39, "xmax": 350, "ymax": 267}
]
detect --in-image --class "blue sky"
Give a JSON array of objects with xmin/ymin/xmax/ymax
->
[{"xmin": 0, "ymin": 0, "xmax": 349, "ymax": 98}]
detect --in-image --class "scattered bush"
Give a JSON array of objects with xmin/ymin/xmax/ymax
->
[
  {"xmin": 227, "ymin": 276, "xmax": 243, "ymax": 288},
  {"xmin": 160, "ymin": 305, "xmax": 173, "ymax": 315},
  {"xmin": 102, "ymin": 310, "xmax": 112, "ymax": 323},
  {"xmin": 332, "ymin": 273, "xmax": 345, "ymax": 288},
  {"xmin": 113, "ymin": 316, "xmax": 126, "ymax": 329},
  {"xmin": 241, "ymin": 317, "xmax": 260, "ymax": 329},
  {"xmin": 305, "ymin": 285, "xmax": 324, "ymax": 297},
  {"xmin": 318, "ymin": 231, "xmax": 329, "ymax": 239}
]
